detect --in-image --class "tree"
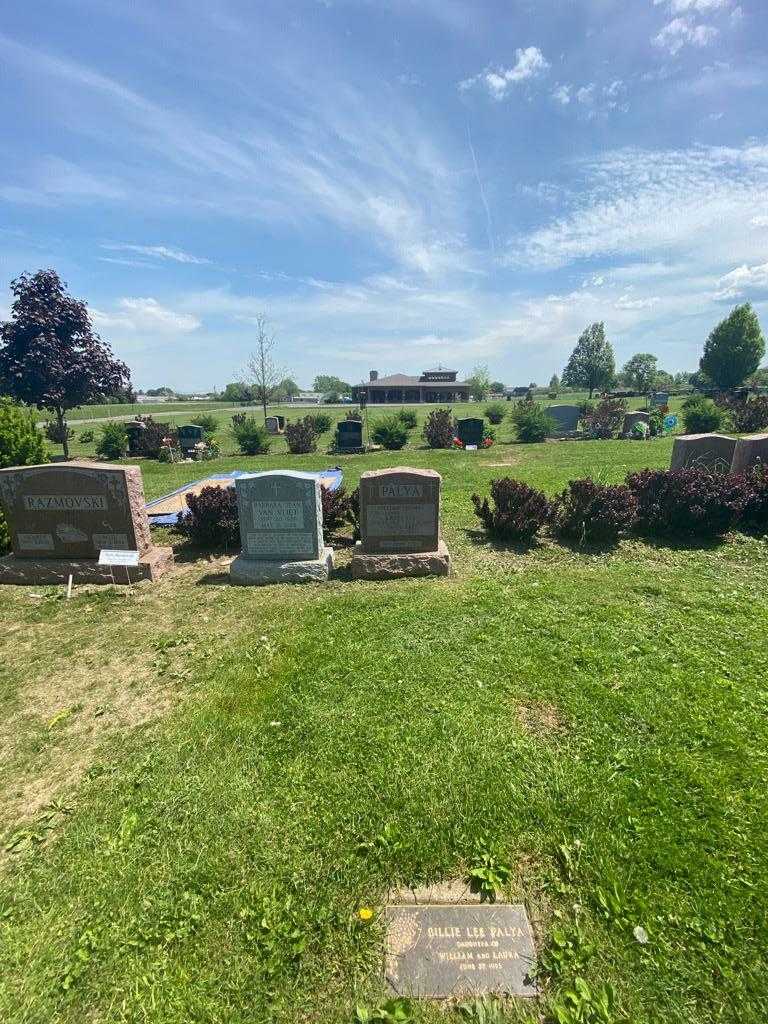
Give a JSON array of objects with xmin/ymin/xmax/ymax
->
[
  {"xmin": 653, "ymin": 369, "xmax": 675, "ymax": 392},
  {"xmin": 562, "ymin": 322, "xmax": 615, "ymax": 398},
  {"xmin": 314, "ymin": 375, "xmax": 352, "ymax": 396},
  {"xmin": 622, "ymin": 353, "xmax": 657, "ymax": 395},
  {"xmin": 549, "ymin": 373, "xmax": 560, "ymax": 395},
  {"xmin": 700, "ymin": 303, "xmax": 765, "ymax": 390},
  {"xmin": 246, "ymin": 314, "xmax": 284, "ymax": 422},
  {"xmin": 222, "ymin": 381, "xmax": 253, "ymax": 403},
  {"xmin": 145, "ymin": 386, "xmax": 175, "ymax": 397},
  {"xmin": 466, "ymin": 364, "xmax": 491, "ymax": 401},
  {"xmin": 275, "ymin": 377, "xmax": 300, "ymax": 400},
  {"xmin": 0, "ymin": 270, "xmax": 131, "ymax": 458},
  {"xmin": 491, "ymin": 380, "xmax": 506, "ymax": 393}
]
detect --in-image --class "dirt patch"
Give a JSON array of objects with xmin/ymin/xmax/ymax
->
[{"xmin": 516, "ymin": 700, "xmax": 567, "ymax": 737}]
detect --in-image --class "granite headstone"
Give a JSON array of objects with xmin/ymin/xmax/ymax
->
[
  {"xmin": 622, "ymin": 410, "xmax": 651, "ymax": 436},
  {"xmin": 178, "ymin": 424, "xmax": 204, "ymax": 454},
  {"xmin": 337, "ymin": 419, "xmax": 363, "ymax": 450},
  {"xmin": 731, "ymin": 433, "xmax": 768, "ymax": 474},
  {"xmin": 547, "ymin": 405, "xmax": 581, "ymax": 435},
  {"xmin": 456, "ymin": 418, "xmax": 484, "ymax": 447},
  {"xmin": 265, "ymin": 415, "xmax": 285, "ymax": 435},
  {"xmin": 670, "ymin": 433, "xmax": 738, "ymax": 473},
  {"xmin": 230, "ymin": 470, "xmax": 332, "ymax": 584}
]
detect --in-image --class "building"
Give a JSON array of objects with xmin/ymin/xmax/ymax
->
[
  {"xmin": 290, "ymin": 391, "xmax": 324, "ymax": 405},
  {"xmin": 353, "ymin": 368, "xmax": 471, "ymax": 405}
]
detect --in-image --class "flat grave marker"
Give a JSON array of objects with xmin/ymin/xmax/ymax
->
[{"xmin": 384, "ymin": 904, "xmax": 537, "ymax": 999}]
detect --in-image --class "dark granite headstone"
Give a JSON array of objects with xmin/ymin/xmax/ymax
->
[
  {"xmin": 178, "ymin": 424, "xmax": 204, "ymax": 453},
  {"xmin": 125, "ymin": 421, "xmax": 146, "ymax": 455},
  {"xmin": 384, "ymin": 904, "xmax": 537, "ymax": 999},
  {"xmin": 337, "ymin": 419, "xmax": 363, "ymax": 450},
  {"xmin": 547, "ymin": 405, "xmax": 581, "ymax": 434},
  {"xmin": 651, "ymin": 392, "xmax": 669, "ymax": 408},
  {"xmin": 456, "ymin": 418, "xmax": 484, "ymax": 447}
]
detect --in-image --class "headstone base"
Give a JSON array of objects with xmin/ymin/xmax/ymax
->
[
  {"xmin": 230, "ymin": 547, "xmax": 334, "ymax": 585},
  {"xmin": 0, "ymin": 546, "xmax": 174, "ymax": 585},
  {"xmin": 350, "ymin": 539, "xmax": 451, "ymax": 580}
]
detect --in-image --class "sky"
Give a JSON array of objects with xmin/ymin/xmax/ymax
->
[{"xmin": 1, "ymin": 0, "xmax": 767, "ymax": 392}]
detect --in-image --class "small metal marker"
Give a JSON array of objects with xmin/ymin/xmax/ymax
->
[{"xmin": 66, "ymin": 574, "xmax": 73, "ymax": 600}]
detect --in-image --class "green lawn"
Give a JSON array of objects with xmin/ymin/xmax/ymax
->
[
  {"xmin": 2, "ymin": 430, "xmax": 766, "ymax": 1024},
  {"xmin": 47, "ymin": 400, "xmax": 236, "ymax": 423}
]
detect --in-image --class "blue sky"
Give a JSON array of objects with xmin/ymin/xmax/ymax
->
[{"xmin": 1, "ymin": 0, "xmax": 766, "ymax": 391}]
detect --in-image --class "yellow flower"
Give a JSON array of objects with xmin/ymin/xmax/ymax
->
[{"xmin": 358, "ymin": 907, "xmax": 374, "ymax": 922}]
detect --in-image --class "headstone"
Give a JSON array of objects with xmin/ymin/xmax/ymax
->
[
  {"xmin": 350, "ymin": 467, "xmax": 450, "ymax": 579},
  {"xmin": 622, "ymin": 410, "xmax": 651, "ymax": 436},
  {"xmin": 265, "ymin": 415, "xmax": 285, "ymax": 435},
  {"xmin": 547, "ymin": 405, "xmax": 581, "ymax": 435},
  {"xmin": 230, "ymin": 470, "xmax": 333, "ymax": 584},
  {"xmin": 124, "ymin": 420, "xmax": 146, "ymax": 455},
  {"xmin": 731, "ymin": 433, "xmax": 768, "ymax": 474},
  {"xmin": 651, "ymin": 392, "xmax": 669, "ymax": 408},
  {"xmin": 336, "ymin": 419, "xmax": 363, "ymax": 451},
  {"xmin": 670, "ymin": 433, "xmax": 737, "ymax": 473},
  {"xmin": 0, "ymin": 461, "xmax": 173, "ymax": 584},
  {"xmin": 178, "ymin": 424, "xmax": 204, "ymax": 454},
  {"xmin": 456, "ymin": 418, "xmax": 484, "ymax": 447},
  {"xmin": 384, "ymin": 904, "xmax": 537, "ymax": 999}
]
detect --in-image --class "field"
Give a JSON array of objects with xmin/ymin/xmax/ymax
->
[
  {"xmin": 41, "ymin": 400, "xmax": 236, "ymax": 424},
  {"xmin": 2, "ymin": 413, "xmax": 767, "ymax": 1024}
]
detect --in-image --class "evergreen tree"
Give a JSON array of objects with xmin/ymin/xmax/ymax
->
[
  {"xmin": 700, "ymin": 303, "xmax": 765, "ymax": 390},
  {"xmin": 562, "ymin": 322, "xmax": 615, "ymax": 398}
]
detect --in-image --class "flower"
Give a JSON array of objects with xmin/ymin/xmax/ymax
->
[{"xmin": 358, "ymin": 907, "xmax": 374, "ymax": 922}]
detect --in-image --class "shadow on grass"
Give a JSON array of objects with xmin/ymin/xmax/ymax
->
[{"xmin": 463, "ymin": 527, "xmax": 545, "ymax": 556}]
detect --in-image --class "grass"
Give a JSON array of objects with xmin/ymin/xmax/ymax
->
[
  {"xmin": 2, "ymin": 428, "xmax": 767, "ymax": 1023},
  {"xmin": 39, "ymin": 400, "xmax": 236, "ymax": 424}
]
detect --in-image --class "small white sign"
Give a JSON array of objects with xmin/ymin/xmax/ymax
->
[
  {"xmin": 465, "ymin": 444, "xmax": 478, "ymax": 451},
  {"xmin": 98, "ymin": 549, "xmax": 140, "ymax": 567}
]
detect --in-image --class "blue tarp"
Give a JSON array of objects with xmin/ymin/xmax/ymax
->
[{"xmin": 146, "ymin": 468, "xmax": 344, "ymax": 526}]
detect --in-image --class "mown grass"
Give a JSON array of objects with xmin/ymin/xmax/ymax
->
[{"xmin": 2, "ymin": 435, "xmax": 766, "ymax": 1024}]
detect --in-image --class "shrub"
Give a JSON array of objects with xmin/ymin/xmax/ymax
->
[
  {"xmin": 285, "ymin": 417, "xmax": 318, "ymax": 454},
  {"xmin": 131, "ymin": 417, "xmax": 176, "ymax": 459},
  {"xmin": 648, "ymin": 409, "xmax": 664, "ymax": 437},
  {"xmin": 510, "ymin": 402, "xmax": 555, "ymax": 443},
  {"xmin": 471, "ymin": 478, "xmax": 550, "ymax": 542},
  {"xmin": 484, "ymin": 401, "xmax": 506, "ymax": 425},
  {"xmin": 582, "ymin": 397, "xmax": 627, "ymax": 439},
  {"xmin": 626, "ymin": 468, "xmax": 747, "ymax": 538},
  {"xmin": 43, "ymin": 419, "xmax": 74, "ymax": 445},
  {"xmin": 396, "ymin": 408, "xmax": 417, "ymax": 430},
  {"xmin": 190, "ymin": 414, "xmax": 219, "ymax": 436},
  {"xmin": 740, "ymin": 463, "xmax": 768, "ymax": 532},
  {"xmin": 729, "ymin": 396, "xmax": 768, "ymax": 433},
  {"xmin": 178, "ymin": 485, "xmax": 240, "ymax": 548},
  {"xmin": 96, "ymin": 421, "xmax": 128, "ymax": 460},
  {"xmin": 230, "ymin": 415, "xmax": 272, "ymax": 455},
  {"xmin": 682, "ymin": 396, "xmax": 724, "ymax": 434},
  {"xmin": 79, "ymin": 428, "xmax": 95, "ymax": 444},
  {"xmin": 305, "ymin": 412, "xmax": 332, "ymax": 435},
  {"xmin": 0, "ymin": 397, "xmax": 46, "ymax": 468},
  {"xmin": 423, "ymin": 408, "xmax": 454, "ymax": 449},
  {"xmin": 320, "ymin": 484, "xmax": 354, "ymax": 541},
  {"xmin": 371, "ymin": 415, "xmax": 409, "ymax": 450},
  {"xmin": 349, "ymin": 486, "xmax": 361, "ymax": 541},
  {"xmin": 552, "ymin": 478, "xmax": 637, "ymax": 544}
]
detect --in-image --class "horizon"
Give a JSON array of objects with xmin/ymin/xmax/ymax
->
[{"xmin": 1, "ymin": 1, "xmax": 766, "ymax": 392}]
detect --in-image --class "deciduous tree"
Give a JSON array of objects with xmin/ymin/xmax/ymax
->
[
  {"xmin": 700, "ymin": 303, "xmax": 765, "ymax": 390},
  {"xmin": 562, "ymin": 322, "xmax": 615, "ymax": 398}
]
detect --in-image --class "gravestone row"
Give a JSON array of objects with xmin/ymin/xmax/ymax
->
[{"xmin": 671, "ymin": 432, "xmax": 768, "ymax": 474}]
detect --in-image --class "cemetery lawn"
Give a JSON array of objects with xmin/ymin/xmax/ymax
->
[{"xmin": 2, "ymin": 436, "xmax": 767, "ymax": 1023}]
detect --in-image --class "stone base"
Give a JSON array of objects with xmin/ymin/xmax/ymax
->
[
  {"xmin": 0, "ymin": 545, "xmax": 174, "ymax": 586},
  {"xmin": 350, "ymin": 539, "xmax": 451, "ymax": 580},
  {"xmin": 230, "ymin": 547, "xmax": 334, "ymax": 585}
]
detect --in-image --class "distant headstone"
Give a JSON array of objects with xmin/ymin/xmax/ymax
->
[
  {"xmin": 124, "ymin": 420, "xmax": 147, "ymax": 455},
  {"xmin": 670, "ymin": 433, "xmax": 737, "ymax": 473},
  {"xmin": 265, "ymin": 415, "xmax": 285, "ymax": 435},
  {"xmin": 336, "ymin": 419, "xmax": 363, "ymax": 451},
  {"xmin": 230, "ymin": 470, "xmax": 333, "ymax": 584},
  {"xmin": 0, "ymin": 461, "xmax": 173, "ymax": 584},
  {"xmin": 178, "ymin": 424, "xmax": 204, "ymax": 454},
  {"xmin": 384, "ymin": 904, "xmax": 537, "ymax": 999},
  {"xmin": 547, "ymin": 405, "xmax": 581, "ymax": 435},
  {"xmin": 456, "ymin": 418, "xmax": 484, "ymax": 447},
  {"xmin": 651, "ymin": 392, "xmax": 670, "ymax": 408},
  {"xmin": 350, "ymin": 467, "xmax": 450, "ymax": 579},
  {"xmin": 731, "ymin": 433, "xmax": 768, "ymax": 474},
  {"xmin": 622, "ymin": 411, "xmax": 651, "ymax": 436}
]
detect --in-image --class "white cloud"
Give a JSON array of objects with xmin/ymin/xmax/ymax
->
[
  {"xmin": 653, "ymin": 18, "xmax": 719, "ymax": 55},
  {"xmin": 459, "ymin": 46, "xmax": 549, "ymax": 100},
  {"xmin": 654, "ymin": 0, "xmax": 732, "ymax": 11},
  {"xmin": 91, "ymin": 298, "xmax": 201, "ymax": 333},
  {"xmin": 614, "ymin": 294, "xmax": 660, "ymax": 310},
  {"xmin": 714, "ymin": 262, "xmax": 768, "ymax": 300},
  {"xmin": 101, "ymin": 243, "xmax": 210, "ymax": 264},
  {"xmin": 552, "ymin": 84, "xmax": 571, "ymax": 105},
  {"xmin": 750, "ymin": 215, "xmax": 768, "ymax": 228},
  {"xmin": 576, "ymin": 84, "xmax": 596, "ymax": 105}
]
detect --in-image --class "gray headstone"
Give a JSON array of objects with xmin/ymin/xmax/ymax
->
[
  {"xmin": 384, "ymin": 904, "xmax": 537, "ymax": 999},
  {"xmin": 456, "ymin": 418, "xmax": 484, "ymax": 446},
  {"xmin": 337, "ymin": 419, "xmax": 363, "ymax": 449},
  {"xmin": 731, "ymin": 433, "xmax": 768, "ymax": 474},
  {"xmin": 670, "ymin": 433, "xmax": 737, "ymax": 473},
  {"xmin": 622, "ymin": 411, "xmax": 651, "ymax": 435},
  {"xmin": 358, "ymin": 467, "xmax": 440, "ymax": 554},
  {"xmin": 547, "ymin": 405, "xmax": 581, "ymax": 434},
  {"xmin": 265, "ymin": 416, "xmax": 282, "ymax": 435},
  {"xmin": 234, "ymin": 471, "xmax": 322, "ymax": 562},
  {"xmin": 651, "ymin": 392, "xmax": 669, "ymax": 407}
]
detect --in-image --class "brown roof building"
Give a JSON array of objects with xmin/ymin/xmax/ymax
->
[{"xmin": 353, "ymin": 368, "xmax": 471, "ymax": 405}]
